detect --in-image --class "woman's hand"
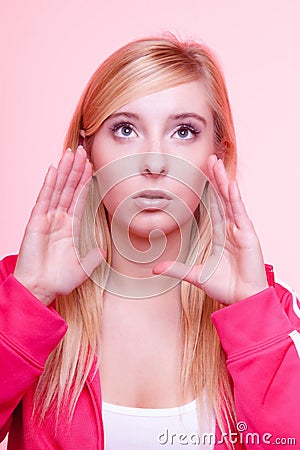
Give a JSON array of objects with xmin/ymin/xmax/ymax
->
[
  {"xmin": 153, "ymin": 154, "xmax": 268, "ymax": 305},
  {"xmin": 14, "ymin": 146, "xmax": 105, "ymax": 306}
]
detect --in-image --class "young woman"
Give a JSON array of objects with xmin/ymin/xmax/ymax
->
[{"xmin": 1, "ymin": 35, "xmax": 299, "ymax": 449}]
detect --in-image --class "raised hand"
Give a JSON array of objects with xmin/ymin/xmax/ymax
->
[
  {"xmin": 14, "ymin": 146, "xmax": 105, "ymax": 306},
  {"xmin": 153, "ymin": 154, "xmax": 269, "ymax": 305}
]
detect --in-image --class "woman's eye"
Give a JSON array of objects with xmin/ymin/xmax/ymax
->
[
  {"xmin": 173, "ymin": 126, "xmax": 200, "ymax": 140},
  {"xmin": 110, "ymin": 123, "xmax": 137, "ymax": 138}
]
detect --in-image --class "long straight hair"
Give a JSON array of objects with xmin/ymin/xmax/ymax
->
[{"xmin": 34, "ymin": 34, "xmax": 238, "ymax": 443}]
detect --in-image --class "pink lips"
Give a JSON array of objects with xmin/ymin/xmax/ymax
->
[{"xmin": 133, "ymin": 189, "xmax": 172, "ymax": 210}]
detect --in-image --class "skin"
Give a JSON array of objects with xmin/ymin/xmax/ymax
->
[
  {"xmin": 13, "ymin": 80, "xmax": 268, "ymax": 407},
  {"xmin": 90, "ymin": 81, "xmax": 215, "ymax": 292},
  {"xmin": 14, "ymin": 147, "xmax": 104, "ymax": 306},
  {"xmin": 89, "ymin": 82, "xmax": 268, "ymax": 304}
]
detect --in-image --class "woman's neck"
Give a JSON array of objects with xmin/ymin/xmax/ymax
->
[{"xmin": 104, "ymin": 218, "xmax": 193, "ymax": 299}]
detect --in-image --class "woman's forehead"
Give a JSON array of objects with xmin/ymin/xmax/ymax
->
[{"xmin": 109, "ymin": 81, "xmax": 212, "ymax": 121}]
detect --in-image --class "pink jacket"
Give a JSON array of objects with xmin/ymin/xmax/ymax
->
[{"xmin": 0, "ymin": 254, "xmax": 299, "ymax": 449}]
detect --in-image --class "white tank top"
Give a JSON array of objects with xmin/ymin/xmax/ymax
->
[{"xmin": 102, "ymin": 398, "xmax": 215, "ymax": 449}]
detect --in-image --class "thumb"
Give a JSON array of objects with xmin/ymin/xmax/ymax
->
[
  {"xmin": 80, "ymin": 247, "xmax": 106, "ymax": 277},
  {"xmin": 153, "ymin": 260, "xmax": 203, "ymax": 287}
]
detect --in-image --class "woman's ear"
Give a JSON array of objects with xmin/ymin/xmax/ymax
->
[
  {"xmin": 215, "ymin": 141, "xmax": 228, "ymax": 162},
  {"xmin": 79, "ymin": 129, "xmax": 86, "ymax": 147},
  {"xmin": 79, "ymin": 129, "xmax": 95, "ymax": 171}
]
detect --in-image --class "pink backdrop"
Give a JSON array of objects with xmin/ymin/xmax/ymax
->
[{"xmin": 0, "ymin": 0, "xmax": 299, "ymax": 445}]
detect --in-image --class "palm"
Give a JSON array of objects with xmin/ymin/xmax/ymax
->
[
  {"xmin": 14, "ymin": 147, "xmax": 104, "ymax": 306},
  {"xmin": 153, "ymin": 155, "xmax": 268, "ymax": 305}
]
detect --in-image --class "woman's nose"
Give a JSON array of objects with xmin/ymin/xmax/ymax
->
[{"xmin": 139, "ymin": 140, "xmax": 168, "ymax": 177}]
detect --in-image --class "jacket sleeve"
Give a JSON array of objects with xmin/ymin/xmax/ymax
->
[
  {"xmin": 0, "ymin": 255, "xmax": 68, "ymax": 441},
  {"xmin": 211, "ymin": 266, "xmax": 300, "ymax": 448}
]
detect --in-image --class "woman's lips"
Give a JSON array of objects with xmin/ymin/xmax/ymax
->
[{"xmin": 133, "ymin": 190, "xmax": 172, "ymax": 210}]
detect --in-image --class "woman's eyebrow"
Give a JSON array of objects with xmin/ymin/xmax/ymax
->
[
  {"xmin": 106, "ymin": 112, "xmax": 139, "ymax": 121},
  {"xmin": 169, "ymin": 113, "xmax": 207, "ymax": 126},
  {"xmin": 105, "ymin": 111, "xmax": 207, "ymax": 125}
]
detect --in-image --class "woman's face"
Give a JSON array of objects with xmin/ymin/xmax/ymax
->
[{"xmin": 90, "ymin": 80, "xmax": 215, "ymax": 239}]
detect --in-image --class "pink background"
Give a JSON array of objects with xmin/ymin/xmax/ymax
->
[{"xmin": 0, "ymin": 0, "xmax": 299, "ymax": 445}]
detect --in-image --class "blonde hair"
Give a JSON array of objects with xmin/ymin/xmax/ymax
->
[{"xmin": 34, "ymin": 33, "xmax": 238, "ymax": 442}]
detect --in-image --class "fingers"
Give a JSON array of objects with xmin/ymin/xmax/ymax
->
[
  {"xmin": 208, "ymin": 155, "xmax": 234, "ymax": 222},
  {"xmin": 208, "ymin": 155, "xmax": 254, "ymax": 233},
  {"xmin": 71, "ymin": 160, "xmax": 93, "ymax": 245},
  {"xmin": 49, "ymin": 149, "xmax": 75, "ymax": 209},
  {"xmin": 208, "ymin": 184, "xmax": 226, "ymax": 248},
  {"xmin": 153, "ymin": 260, "xmax": 202, "ymax": 286},
  {"xmin": 80, "ymin": 247, "xmax": 106, "ymax": 277},
  {"xmin": 56, "ymin": 146, "xmax": 88, "ymax": 211},
  {"xmin": 68, "ymin": 158, "xmax": 93, "ymax": 217},
  {"xmin": 229, "ymin": 179, "xmax": 253, "ymax": 231},
  {"xmin": 50, "ymin": 146, "xmax": 91, "ymax": 213},
  {"xmin": 32, "ymin": 165, "xmax": 58, "ymax": 216},
  {"xmin": 33, "ymin": 145, "xmax": 92, "ymax": 220}
]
